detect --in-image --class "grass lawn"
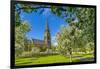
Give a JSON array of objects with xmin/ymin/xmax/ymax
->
[{"xmin": 15, "ymin": 54, "xmax": 94, "ymax": 66}]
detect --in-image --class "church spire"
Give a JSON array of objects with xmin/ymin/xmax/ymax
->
[
  {"xmin": 44, "ymin": 17, "xmax": 51, "ymax": 48},
  {"xmin": 45, "ymin": 18, "xmax": 49, "ymax": 31}
]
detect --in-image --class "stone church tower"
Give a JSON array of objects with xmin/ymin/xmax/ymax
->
[{"xmin": 44, "ymin": 18, "xmax": 51, "ymax": 48}]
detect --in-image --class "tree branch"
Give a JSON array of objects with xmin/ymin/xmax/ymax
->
[
  {"xmin": 16, "ymin": 6, "xmax": 66, "ymax": 12},
  {"xmin": 16, "ymin": 6, "xmax": 51, "ymax": 12}
]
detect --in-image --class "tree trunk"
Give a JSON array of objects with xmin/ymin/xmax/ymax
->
[
  {"xmin": 68, "ymin": 47, "xmax": 72, "ymax": 62},
  {"xmin": 69, "ymin": 52, "xmax": 72, "ymax": 62}
]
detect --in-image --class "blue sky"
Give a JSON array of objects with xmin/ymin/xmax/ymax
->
[{"xmin": 20, "ymin": 8, "xmax": 68, "ymax": 45}]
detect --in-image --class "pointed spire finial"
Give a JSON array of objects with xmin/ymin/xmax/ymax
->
[{"xmin": 46, "ymin": 17, "xmax": 49, "ymax": 30}]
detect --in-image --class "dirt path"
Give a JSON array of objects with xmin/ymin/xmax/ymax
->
[
  {"xmin": 79, "ymin": 57, "xmax": 94, "ymax": 62},
  {"xmin": 72, "ymin": 56, "xmax": 94, "ymax": 62}
]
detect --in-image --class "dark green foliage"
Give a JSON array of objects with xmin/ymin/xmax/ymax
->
[{"xmin": 40, "ymin": 46, "xmax": 47, "ymax": 52}]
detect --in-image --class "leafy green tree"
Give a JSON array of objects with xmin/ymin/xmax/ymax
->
[
  {"xmin": 56, "ymin": 23, "xmax": 86, "ymax": 62},
  {"xmin": 51, "ymin": 45, "xmax": 57, "ymax": 52},
  {"xmin": 71, "ymin": 8, "xmax": 95, "ymax": 43},
  {"xmin": 85, "ymin": 42, "xmax": 94, "ymax": 53},
  {"xmin": 24, "ymin": 39, "xmax": 34, "ymax": 51},
  {"xmin": 15, "ymin": 21, "xmax": 31, "ymax": 56}
]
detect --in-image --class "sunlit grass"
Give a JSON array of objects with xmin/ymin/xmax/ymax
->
[
  {"xmin": 16, "ymin": 55, "xmax": 68, "ymax": 66},
  {"xmin": 15, "ymin": 53, "xmax": 94, "ymax": 66}
]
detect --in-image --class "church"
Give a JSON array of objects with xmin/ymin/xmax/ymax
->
[{"xmin": 32, "ymin": 18, "xmax": 51, "ymax": 49}]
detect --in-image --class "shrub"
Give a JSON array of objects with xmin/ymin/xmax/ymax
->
[
  {"xmin": 19, "ymin": 48, "xmax": 59, "ymax": 58},
  {"xmin": 20, "ymin": 47, "xmax": 40, "ymax": 57},
  {"xmin": 31, "ymin": 47, "xmax": 40, "ymax": 54},
  {"xmin": 15, "ymin": 45, "xmax": 24, "ymax": 57},
  {"xmin": 21, "ymin": 51, "xmax": 32, "ymax": 58}
]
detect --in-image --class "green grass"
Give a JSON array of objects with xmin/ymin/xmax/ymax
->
[
  {"xmin": 15, "ymin": 53, "xmax": 94, "ymax": 66},
  {"xmin": 16, "ymin": 55, "xmax": 68, "ymax": 66}
]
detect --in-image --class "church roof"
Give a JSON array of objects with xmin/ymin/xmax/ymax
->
[{"xmin": 32, "ymin": 39, "xmax": 44, "ymax": 44}]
